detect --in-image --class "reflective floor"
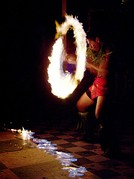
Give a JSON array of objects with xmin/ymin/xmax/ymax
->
[{"xmin": 0, "ymin": 109, "xmax": 134, "ymax": 179}]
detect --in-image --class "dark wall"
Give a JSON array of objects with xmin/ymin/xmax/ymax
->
[{"xmin": 0, "ymin": 1, "xmax": 133, "ymax": 127}]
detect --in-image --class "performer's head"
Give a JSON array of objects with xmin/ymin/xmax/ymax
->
[{"xmin": 86, "ymin": 30, "xmax": 101, "ymax": 52}]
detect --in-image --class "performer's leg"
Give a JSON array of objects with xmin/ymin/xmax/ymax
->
[
  {"xmin": 99, "ymin": 115, "xmax": 120, "ymax": 158},
  {"xmin": 95, "ymin": 97, "xmax": 120, "ymax": 157},
  {"xmin": 76, "ymin": 92, "xmax": 96, "ymax": 139},
  {"xmin": 76, "ymin": 106, "xmax": 101, "ymax": 142},
  {"xmin": 76, "ymin": 112, "xmax": 88, "ymax": 133}
]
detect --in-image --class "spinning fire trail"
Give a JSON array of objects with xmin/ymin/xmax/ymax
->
[{"xmin": 47, "ymin": 15, "xmax": 87, "ymax": 99}]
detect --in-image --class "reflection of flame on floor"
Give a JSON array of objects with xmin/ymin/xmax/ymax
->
[
  {"xmin": 11, "ymin": 127, "xmax": 34, "ymax": 140},
  {"xmin": 47, "ymin": 15, "xmax": 87, "ymax": 99},
  {"xmin": 10, "ymin": 127, "xmax": 87, "ymax": 177}
]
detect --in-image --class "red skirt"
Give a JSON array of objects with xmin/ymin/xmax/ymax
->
[{"xmin": 88, "ymin": 77, "xmax": 108, "ymax": 99}]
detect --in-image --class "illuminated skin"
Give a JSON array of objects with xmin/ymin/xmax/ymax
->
[{"xmin": 76, "ymin": 36, "xmax": 111, "ymax": 120}]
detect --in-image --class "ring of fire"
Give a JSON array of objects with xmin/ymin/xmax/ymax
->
[{"xmin": 47, "ymin": 15, "xmax": 87, "ymax": 99}]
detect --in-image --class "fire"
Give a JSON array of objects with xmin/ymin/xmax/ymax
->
[
  {"xmin": 47, "ymin": 15, "xmax": 87, "ymax": 99},
  {"xmin": 11, "ymin": 127, "xmax": 34, "ymax": 141}
]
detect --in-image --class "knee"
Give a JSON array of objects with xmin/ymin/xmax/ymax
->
[
  {"xmin": 95, "ymin": 113, "xmax": 100, "ymax": 120},
  {"xmin": 95, "ymin": 111, "xmax": 101, "ymax": 120},
  {"xmin": 95, "ymin": 106, "xmax": 106, "ymax": 120},
  {"xmin": 76, "ymin": 101, "xmax": 86, "ymax": 113}
]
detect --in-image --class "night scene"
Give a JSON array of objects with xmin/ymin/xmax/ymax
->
[{"xmin": 0, "ymin": 0, "xmax": 134, "ymax": 178}]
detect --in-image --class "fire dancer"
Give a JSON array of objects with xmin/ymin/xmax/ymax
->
[{"xmin": 76, "ymin": 30, "xmax": 120, "ymax": 157}]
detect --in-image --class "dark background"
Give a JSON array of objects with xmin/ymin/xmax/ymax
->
[{"xmin": 0, "ymin": 0, "xmax": 133, "ymax": 128}]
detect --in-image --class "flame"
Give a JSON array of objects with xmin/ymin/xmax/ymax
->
[
  {"xmin": 47, "ymin": 15, "xmax": 87, "ymax": 99},
  {"xmin": 11, "ymin": 127, "xmax": 33, "ymax": 140}
]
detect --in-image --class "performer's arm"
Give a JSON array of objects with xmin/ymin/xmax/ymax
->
[{"xmin": 86, "ymin": 54, "xmax": 110, "ymax": 77}]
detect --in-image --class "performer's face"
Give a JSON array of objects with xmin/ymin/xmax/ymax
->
[{"xmin": 87, "ymin": 37, "xmax": 100, "ymax": 52}]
